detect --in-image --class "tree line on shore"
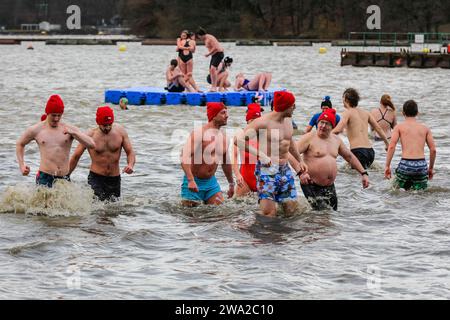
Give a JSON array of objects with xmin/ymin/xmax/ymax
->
[
  {"xmin": 2, "ymin": 0, "xmax": 450, "ymax": 39},
  {"xmin": 123, "ymin": 0, "xmax": 450, "ymax": 38}
]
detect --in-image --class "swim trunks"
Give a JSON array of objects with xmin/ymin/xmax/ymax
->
[
  {"xmin": 210, "ymin": 52, "xmax": 224, "ymax": 68},
  {"xmin": 181, "ymin": 175, "xmax": 222, "ymax": 203},
  {"xmin": 351, "ymin": 148, "xmax": 375, "ymax": 169},
  {"xmin": 300, "ymin": 183, "xmax": 338, "ymax": 211},
  {"xmin": 394, "ymin": 158, "xmax": 428, "ymax": 191},
  {"xmin": 36, "ymin": 171, "xmax": 70, "ymax": 188},
  {"xmin": 239, "ymin": 140, "xmax": 258, "ymax": 192},
  {"xmin": 167, "ymin": 82, "xmax": 185, "ymax": 92},
  {"xmin": 88, "ymin": 171, "xmax": 121, "ymax": 201},
  {"xmin": 255, "ymin": 161, "xmax": 297, "ymax": 203}
]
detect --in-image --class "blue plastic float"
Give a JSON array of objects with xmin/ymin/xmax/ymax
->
[{"xmin": 104, "ymin": 87, "xmax": 284, "ymax": 107}]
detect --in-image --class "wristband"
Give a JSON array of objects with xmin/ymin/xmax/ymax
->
[{"xmin": 361, "ymin": 171, "xmax": 369, "ymax": 176}]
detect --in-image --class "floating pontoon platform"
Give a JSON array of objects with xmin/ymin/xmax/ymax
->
[{"xmin": 104, "ymin": 87, "xmax": 283, "ymax": 107}]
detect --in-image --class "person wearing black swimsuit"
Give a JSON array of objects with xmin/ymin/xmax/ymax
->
[
  {"xmin": 176, "ymin": 30, "xmax": 200, "ymax": 92},
  {"xmin": 370, "ymin": 94, "xmax": 397, "ymax": 140}
]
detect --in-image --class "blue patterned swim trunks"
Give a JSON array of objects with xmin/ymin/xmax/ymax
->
[
  {"xmin": 255, "ymin": 161, "xmax": 297, "ymax": 203},
  {"xmin": 395, "ymin": 158, "xmax": 428, "ymax": 191}
]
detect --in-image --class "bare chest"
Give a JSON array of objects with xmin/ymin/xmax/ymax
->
[
  {"xmin": 309, "ymin": 139, "xmax": 338, "ymax": 158},
  {"xmin": 201, "ymin": 135, "xmax": 225, "ymax": 156},
  {"xmin": 265, "ymin": 123, "xmax": 292, "ymax": 144},
  {"xmin": 94, "ymin": 133, "xmax": 122, "ymax": 154},
  {"xmin": 36, "ymin": 130, "xmax": 72, "ymax": 148}
]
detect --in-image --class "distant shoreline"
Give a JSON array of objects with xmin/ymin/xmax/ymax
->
[{"xmin": 1, "ymin": 34, "xmax": 448, "ymax": 47}]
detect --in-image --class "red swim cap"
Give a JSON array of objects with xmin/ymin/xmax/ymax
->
[
  {"xmin": 318, "ymin": 108, "xmax": 337, "ymax": 128},
  {"xmin": 41, "ymin": 114, "xmax": 47, "ymax": 121},
  {"xmin": 45, "ymin": 95, "xmax": 65, "ymax": 114},
  {"xmin": 273, "ymin": 91, "xmax": 295, "ymax": 112},
  {"xmin": 246, "ymin": 103, "xmax": 262, "ymax": 122},
  {"xmin": 96, "ymin": 106, "xmax": 114, "ymax": 125},
  {"xmin": 207, "ymin": 102, "xmax": 225, "ymax": 122}
]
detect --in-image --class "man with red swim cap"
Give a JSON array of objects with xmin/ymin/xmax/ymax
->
[
  {"xmin": 291, "ymin": 108, "xmax": 369, "ymax": 211},
  {"xmin": 232, "ymin": 103, "xmax": 263, "ymax": 197},
  {"xmin": 69, "ymin": 106, "xmax": 136, "ymax": 201},
  {"xmin": 16, "ymin": 94, "xmax": 96, "ymax": 187},
  {"xmin": 235, "ymin": 91, "xmax": 308, "ymax": 217},
  {"xmin": 180, "ymin": 102, "xmax": 235, "ymax": 206}
]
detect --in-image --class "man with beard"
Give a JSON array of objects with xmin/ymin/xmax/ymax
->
[
  {"xmin": 180, "ymin": 102, "xmax": 234, "ymax": 207},
  {"xmin": 69, "ymin": 106, "xmax": 136, "ymax": 201},
  {"xmin": 16, "ymin": 94, "xmax": 96, "ymax": 187}
]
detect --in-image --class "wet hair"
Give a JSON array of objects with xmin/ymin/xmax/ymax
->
[
  {"xmin": 196, "ymin": 27, "xmax": 206, "ymax": 36},
  {"xmin": 321, "ymin": 95, "xmax": 332, "ymax": 109},
  {"xmin": 403, "ymin": 100, "xmax": 418, "ymax": 117},
  {"xmin": 343, "ymin": 88, "xmax": 360, "ymax": 107},
  {"xmin": 224, "ymin": 56, "xmax": 233, "ymax": 65},
  {"xmin": 180, "ymin": 30, "xmax": 189, "ymax": 37},
  {"xmin": 380, "ymin": 94, "xmax": 395, "ymax": 111},
  {"xmin": 170, "ymin": 59, "xmax": 178, "ymax": 67}
]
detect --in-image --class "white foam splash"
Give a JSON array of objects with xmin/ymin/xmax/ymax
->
[{"xmin": 0, "ymin": 180, "xmax": 96, "ymax": 217}]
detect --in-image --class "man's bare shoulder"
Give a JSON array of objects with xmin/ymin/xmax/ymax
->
[
  {"xmin": 29, "ymin": 121, "xmax": 46, "ymax": 133},
  {"xmin": 297, "ymin": 131, "xmax": 315, "ymax": 145},
  {"xmin": 188, "ymin": 127, "xmax": 203, "ymax": 140},
  {"xmin": 21, "ymin": 122, "xmax": 46, "ymax": 140},
  {"xmin": 113, "ymin": 123, "xmax": 127, "ymax": 133},
  {"xmin": 331, "ymin": 132, "xmax": 344, "ymax": 144},
  {"xmin": 245, "ymin": 115, "xmax": 268, "ymax": 130},
  {"xmin": 85, "ymin": 127, "xmax": 97, "ymax": 136}
]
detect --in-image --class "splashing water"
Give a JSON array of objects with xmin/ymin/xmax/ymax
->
[{"xmin": 0, "ymin": 180, "xmax": 95, "ymax": 217}]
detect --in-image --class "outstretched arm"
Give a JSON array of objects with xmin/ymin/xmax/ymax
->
[
  {"xmin": 426, "ymin": 128, "xmax": 437, "ymax": 180},
  {"xmin": 231, "ymin": 138, "xmax": 243, "ymax": 186},
  {"xmin": 289, "ymin": 134, "xmax": 312, "ymax": 184},
  {"xmin": 69, "ymin": 143, "xmax": 87, "ymax": 175},
  {"xmin": 16, "ymin": 127, "xmax": 36, "ymax": 176},
  {"xmin": 385, "ymin": 126, "xmax": 400, "ymax": 179},
  {"xmin": 64, "ymin": 125, "xmax": 96, "ymax": 149},
  {"xmin": 235, "ymin": 121, "xmax": 270, "ymax": 164},
  {"xmin": 180, "ymin": 131, "xmax": 201, "ymax": 193},
  {"xmin": 332, "ymin": 111, "xmax": 348, "ymax": 135},
  {"xmin": 122, "ymin": 129, "xmax": 136, "ymax": 174},
  {"xmin": 222, "ymin": 138, "xmax": 235, "ymax": 198},
  {"xmin": 338, "ymin": 139, "xmax": 369, "ymax": 188},
  {"xmin": 369, "ymin": 114, "xmax": 389, "ymax": 150},
  {"xmin": 289, "ymin": 137, "xmax": 308, "ymax": 174},
  {"xmin": 176, "ymin": 38, "xmax": 183, "ymax": 51}
]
